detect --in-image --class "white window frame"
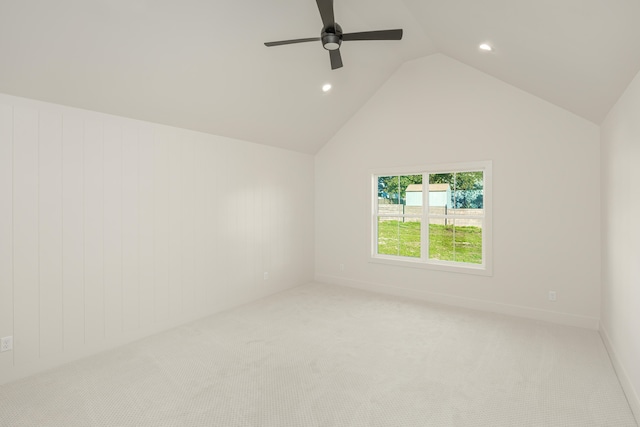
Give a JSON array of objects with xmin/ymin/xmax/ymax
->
[{"xmin": 370, "ymin": 161, "xmax": 492, "ymax": 276}]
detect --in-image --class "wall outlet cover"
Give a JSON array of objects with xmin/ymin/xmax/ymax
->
[{"xmin": 0, "ymin": 336, "xmax": 13, "ymax": 352}]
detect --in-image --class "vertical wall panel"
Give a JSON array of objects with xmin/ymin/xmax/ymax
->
[
  {"xmin": 38, "ymin": 110, "xmax": 64, "ymax": 357},
  {"xmin": 217, "ymin": 144, "xmax": 233, "ymax": 304},
  {"xmin": 62, "ymin": 115, "xmax": 85, "ymax": 350},
  {"xmin": 181, "ymin": 137, "xmax": 196, "ymax": 313},
  {"xmin": 226, "ymin": 145, "xmax": 240, "ymax": 302},
  {"xmin": 276, "ymin": 171, "xmax": 285, "ymax": 285},
  {"xmin": 0, "ymin": 104, "xmax": 13, "ymax": 369},
  {"xmin": 205, "ymin": 139, "xmax": 219, "ymax": 311},
  {"xmin": 253, "ymin": 149, "xmax": 265, "ymax": 296},
  {"xmin": 84, "ymin": 120, "xmax": 104, "ymax": 343},
  {"xmin": 13, "ymin": 106, "xmax": 40, "ymax": 364},
  {"xmin": 168, "ymin": 136, "xmax": 183, "ymax": 317},
  {"xmin": 230, "ymin": 146, "xmax": 243, "ymax": 297},
  {"xmin": 262, "ymin": 168, "xmax": 273, "ymax": 293},
  {"xmin": 153, "ymin": 130, "xmax": 170, "ymax": 321},
  {"xmin": 193, "ymin": 136, "xmax": 207, "ymax": 315},
  {"xmin": 103, "ymin": 122, "xmax": 123, "ymax": 337},
  {"xmin": 236, "ymin": 145, "xmax": 253, "ymax": 296},
  {"xmin": 122, "ymin": 126, "xmax": 140, "ymax": 331},
  {"xmin": 280, "ymin": 165, "xmax": 293, "ymax": 286},
  {"xmin": 233, "ymin": 145, "xmax": 247, "ymax": 296},
  {"xmin": 138, "ymin": 127, "xmax": 155, "ymax": 326},
  {"xmin": 247, "ymin": 150, "xmax": 257, "ymax": 290}
]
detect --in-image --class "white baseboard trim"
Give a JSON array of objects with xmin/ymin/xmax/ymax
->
[
  {"xmin": 0, "ymin": 281, "xmax": 301, "ymax": 386},
  {"xmin": 599, "ymin": 324, "xmax": 640, "ymax": 425},
  {"xmin": 315, "ymin": 274, "xmax": 600, "ymax": 330},
  {"xmin": 0, "ymin": 310, "xmax": 208, "ymax": 386}
]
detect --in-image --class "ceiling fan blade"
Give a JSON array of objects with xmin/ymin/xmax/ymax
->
[
  {"xmin": 342, "ymin": 29, "xmax": 403, "ymax": 41},
  {"xmin": 329, "ymin": 49, "xmax": 343, "ymax": 70},
  {"xmin": 316, "ymin": 0, "xmax": 335, "ymax": 29},
  {"xmin": 264, "ymin": 37, "xmax": 320, "ymax": 47}
]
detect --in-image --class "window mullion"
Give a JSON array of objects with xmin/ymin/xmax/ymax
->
[{"xmin": 422, "ymin": 172, "xmax": 428, "ymax": 261}]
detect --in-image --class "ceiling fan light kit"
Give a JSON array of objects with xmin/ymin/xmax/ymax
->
[
  {"xmin": 264, "ymin": 0, "xmax": 403, "ymax": 69},
  {"xmin": 322, "ymin": 25, "xmax": 342, "ymax": 51}
]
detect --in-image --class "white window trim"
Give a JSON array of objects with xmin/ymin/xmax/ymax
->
[{"xmin": 369, "ymin": 160, "xmax": 492, "ymax": 276}]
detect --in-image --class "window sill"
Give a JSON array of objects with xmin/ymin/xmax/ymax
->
[{"xmin": 369, "ymin": 255, "xmax": 493, "ymax": 277}]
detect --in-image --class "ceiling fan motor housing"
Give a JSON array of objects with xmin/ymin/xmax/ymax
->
[{"xmin": 322, "ymin": 24, "xmax": 342, "ymax": 51}]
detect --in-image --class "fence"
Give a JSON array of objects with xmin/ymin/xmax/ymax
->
[{"xmin": 377, "ymin": 205, "xmax": 483, "ymax": 226}]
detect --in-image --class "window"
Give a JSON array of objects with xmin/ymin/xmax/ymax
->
[{"xmin": 371, "ymin": 161, "xmax": 492, "ymax": 275}]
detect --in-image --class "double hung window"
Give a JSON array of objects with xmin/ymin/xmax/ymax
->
[{"xmin": 372, "ymin": 161, "xmax": 492, "ymax": 275}]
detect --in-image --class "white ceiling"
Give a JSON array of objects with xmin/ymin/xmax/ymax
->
[{"xmin": 1, "ymin": 0, "xmax": 639, "ymax": 154}]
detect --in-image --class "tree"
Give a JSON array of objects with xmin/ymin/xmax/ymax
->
[{"xmin": 378, "ymin": 174, "xmax": 422, "ymax": 204}]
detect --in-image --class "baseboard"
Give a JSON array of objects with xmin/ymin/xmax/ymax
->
[
  {"xmin": 315, "ymin": 274, "xmax": 600, "ymax": 330},
  {"xmin": 599, "ymin": 324, "xmax": 640, "ymax": 425},
  {"xmin": 0, "ymin": 280, "xmax": 301, "ymax": 386},
  {"xmin": 0, "ymin": 310, "xmax": 209, "ymax": 386}
]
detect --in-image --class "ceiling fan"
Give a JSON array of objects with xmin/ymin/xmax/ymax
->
[{"xmin": 264, "ymin": 0, "xmax": 403, "ymax": 70}]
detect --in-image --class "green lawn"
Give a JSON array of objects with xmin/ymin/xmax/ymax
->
[{"xmin": 377, "ymin": 220, "xmax": 482, "ymax": 264}]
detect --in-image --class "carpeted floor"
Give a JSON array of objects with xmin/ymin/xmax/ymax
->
[{"xmin": 0, "ymin": 282, "xmax": 637, "ymax": 427}]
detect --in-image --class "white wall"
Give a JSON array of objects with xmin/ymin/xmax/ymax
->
[
  {"xmin": 0, "ymin": 93, "xmax": 314, "ymax": 385},
  {"xmin": 600, "ymin": 69, "xmax": 640, "ymax": 420},
  {"xmin": 315, "ymin": 54, "xmax": 601, "ymax": 328}
]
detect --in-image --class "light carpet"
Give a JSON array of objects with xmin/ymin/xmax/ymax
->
[{"xmin": 0, "ymin": 282, "xmax": 637, "ymax": 426}]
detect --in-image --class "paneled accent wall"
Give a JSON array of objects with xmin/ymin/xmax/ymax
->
[{"xmin": 0, "ymin": 93, "xmax": 314, "ymax": 385}]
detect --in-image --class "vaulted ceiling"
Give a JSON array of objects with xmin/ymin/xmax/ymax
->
[{"xmin": 1, "ymin": 0, "xmax": 639, "ymax": 154}]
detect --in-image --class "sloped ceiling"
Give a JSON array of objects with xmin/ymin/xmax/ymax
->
[{"xmin": 1, "ymin": 0, "xmax": 639, "ymax": 154}]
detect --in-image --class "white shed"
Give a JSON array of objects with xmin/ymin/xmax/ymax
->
[{"xmin": 405, "ymin": 183, "xmax": 451, "ymax": 207}]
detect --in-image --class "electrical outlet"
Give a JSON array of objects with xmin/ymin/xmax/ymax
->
[
  {"xmin": 263, "ymin": 272, "xmax": 269, "ymax": 280},
  {"xmin": 339, "ymin": 263, "xmax": 345, "ymax": 271},
  {"xmin": 0, "ymin": 336, "xmax": 12, "ymax": 352},
  {"xmin": 548, "ymin": 291, "xmax": 557, "ymax": 302}
]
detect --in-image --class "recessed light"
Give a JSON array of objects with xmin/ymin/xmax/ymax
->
[
  {"xmin": 322, "ymin": 83, "xmax": 332, "ymax": 92},
  {"xmin": 479, "ymin": 43, "xmax": 493, "ymax": 52}
]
